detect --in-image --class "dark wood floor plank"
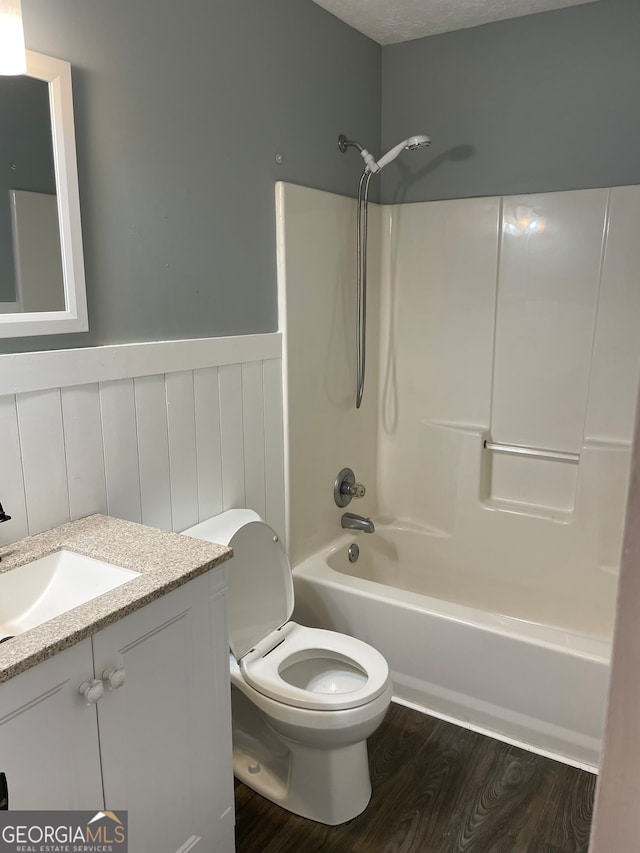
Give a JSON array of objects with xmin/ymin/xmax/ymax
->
[
  {"xmin": 436, "ymin": 739, "xmax": 567, "ymax": 853},
  {"xmin": 528, "ymin": 763, "xmax": 596, "ymax": 853},
  {"xmin": 526, "ymin": 844, "xmax": 585, "ymax": 853},
  {"xmin": 234, "ymin": 704, "xmax": 596, "ymax": 853},
  {"xmin": 352, "ymin": 719, "xmax": 485, "ymax": 852}
]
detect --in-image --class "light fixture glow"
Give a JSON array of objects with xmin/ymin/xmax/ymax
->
[
  {"xmin": 502, "ymin": 205, "xmax": 545, "ymax": 237},
  {"xmin": 0, "ymin": 0, "xmax": 26, "ymax": 75}
]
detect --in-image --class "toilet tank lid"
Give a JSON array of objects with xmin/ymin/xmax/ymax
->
[
  {"xmin": 182, "ymin": 510, "xmax": 294, "ymax": 660},
  {"xmin": 183, "ymin": 509, "xmax": 262, "ymax": 546}
]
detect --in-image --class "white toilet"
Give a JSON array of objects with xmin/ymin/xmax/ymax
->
[{"xmin": 183, "ymin": 509, "xmax": 392, "ymax": 826}]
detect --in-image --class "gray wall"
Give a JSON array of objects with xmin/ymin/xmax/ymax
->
[
  {"xmin": 1, "ymin": 0, "xmax": 380, "ymax": 353},
  {"xmin": 381, "ymin": 0, "xmax": 640, "ymax": 203},
  {"xmin": 8, "ymin": 1, "xmax": 639, "ymax": 352}
]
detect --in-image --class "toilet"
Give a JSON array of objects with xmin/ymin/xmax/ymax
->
[{"xmin": 183, "ymin": 509, "xmax": 393, "ymax": 826}]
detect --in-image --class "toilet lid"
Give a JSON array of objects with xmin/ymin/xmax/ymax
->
[{"xmin": 225, "ymin": 520, "xmax": 294, "ymax": 660}]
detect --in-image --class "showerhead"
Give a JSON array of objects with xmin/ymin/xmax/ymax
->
[
  {"xmin": 338, "ymin": 133, "xmax": 431, "ymax": 173},
  {"xmin": 405, "ymin": 135, "xmax": 431, "ymax": 151},
  {"xmin": 373, "ymin": 135, "xmax": 431, "ymax": 171}
]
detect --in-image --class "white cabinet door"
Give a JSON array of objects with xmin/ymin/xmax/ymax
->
[
  {"xmin": 0, "ymin": 639, "xmax": 103, "ymax": 809},
  {"xmin": 92, "ymin": 574, "xmax": 234, "ymax": 853}
]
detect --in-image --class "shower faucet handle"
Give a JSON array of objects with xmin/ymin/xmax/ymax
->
[
  {"xmin": 334, "ymin": 468, "xmax": 366, "ymax": 508},
  {"xmin": 343, "ymin": 481, "xmax": 366, "ymax": 499}
]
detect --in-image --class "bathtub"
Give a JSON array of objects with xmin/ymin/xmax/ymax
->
[{"xmin": 292, "ymin": 522, "xmax": 612, "ymax": 770}]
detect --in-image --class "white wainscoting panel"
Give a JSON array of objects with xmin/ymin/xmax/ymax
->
[
  {"xmin": 166, "ymin": 370, "xmax": 199, "ymax": 533},
  {"xmin": 0, "ymin": 395, "xmax": 28, "ymax": 544},
  {"xmin": 193, "ymin": 367, "xmax": 223, "ymax": 524},
  {"xmin": 262, "ymin": 357, "xmax": 286, "ymax": 541},
  {"xmin": 134, "ymin": 374, "xmax": 172, "ymax": 531},
  {"xmin": 0, "ymin": 335, "xmax": 285, "ymax": 548},
  {"xmin": 60, "ymin": 383, "xmax": 107, "ymax": 522},
  {"xmin": 242, "ymin": 361, "xmax": 267, "ymax": 521},
  {"xmin": 16, "ymin": 390, "xmax": 70, "ymax": 535},
  {"xmin": 218, "ymin": 364, "xmax": 246, "ymax": 513},
  {"xmin": 99, "ymin": 379, "xmax": 143, "ymax": 525}
]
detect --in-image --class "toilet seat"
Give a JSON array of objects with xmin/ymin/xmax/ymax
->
[
  {"xmin": 240, "ymin": 621, "xmax": 390, "ymax": 711},
  {"xmin": 183, "ymin": 510, "xmax": 391, "ymax": 713}
]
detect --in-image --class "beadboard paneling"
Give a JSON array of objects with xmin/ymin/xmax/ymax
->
[
  {"xmin": 16, "ymin": 390, "xmax": 70, "ymax": 536},
  {"xmin": 0, "ymin": 395, "xmax": 28, "ymax": 544},
  {"xmin": 193, "ymin": 367, "xmax": 224, "ymax": 524},
  {"xmin": 0, "ymin": 335, "xmax": 285, "ymax": 547},
  {"xmin": 60, "ymin": 383, "xmax": 108, "ymax": 522},
  {"xmin": 218, "ymin": 364, "xmax": 246, "ymax": 512},
  {"xmin": 99, "ymin": 378, "xmax": 143, "ymax": 524},
  {"xmin": 134, "ymin": 374, "xmax": 172, "ymax": 531},
  {"xmin": 166, "ymin": 370, "xmax": 199, "ymax": 533},
  {"xmin": 263, "ymin": 357, "xmax": 286, "ymax": 542},
  {"xmin": 242, "ymin": 361, "xmax": 267, "ymax": 521}
]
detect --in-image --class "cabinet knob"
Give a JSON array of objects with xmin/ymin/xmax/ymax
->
[
  {"xmin": 102, "ymin": 666, "xmax": 127, "ymax": 690},
  {"xmin": 78, "ymin": 679, "xmax": 104, "ymax": 705}
]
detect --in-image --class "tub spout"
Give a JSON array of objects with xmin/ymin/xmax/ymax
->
[{"xmin": 341, "ymin": 512, "xmax": 375, "ymax": 534}]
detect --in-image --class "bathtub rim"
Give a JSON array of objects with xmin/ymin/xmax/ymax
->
[{"xmin": 292, "ymin": 531, "xmax": 611, "ymax": 666}]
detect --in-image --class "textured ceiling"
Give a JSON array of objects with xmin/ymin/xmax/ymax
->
[{"xmin": 311, "ymin": 0, "xmax": 601, "ymax": 44}]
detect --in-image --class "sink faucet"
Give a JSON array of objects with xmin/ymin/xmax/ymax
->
[
  {"xmin": 341, "ymin": 512, "xmax": 375, "ymax": 534},
  {"xmin": 0, "ymin": 502, "xmax": 10, "ymax": 562}
]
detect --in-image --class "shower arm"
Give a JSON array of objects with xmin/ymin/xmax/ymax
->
[
  {"xmin": 338, "ymin": 135, "xmax": 363, "ymax": 153},
  {"xmin": 339, "ymin": 135, "xmax": 378, "ymax": 174}
]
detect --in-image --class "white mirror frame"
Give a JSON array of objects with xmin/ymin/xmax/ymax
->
[{"xmin": 0, "ymin": 51, "xmax": 88, "ymax": 337}]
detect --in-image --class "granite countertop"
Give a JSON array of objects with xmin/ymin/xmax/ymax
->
[{"xmin": 0, "ymin": 514, "xmax": 232, "ymax": 683}]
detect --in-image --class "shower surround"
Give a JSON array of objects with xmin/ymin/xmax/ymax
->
[{"xmin": 276, "ymin": 181, "xmax": 640, "ymax": 766}]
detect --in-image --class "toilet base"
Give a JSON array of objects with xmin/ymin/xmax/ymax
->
[{"xmin": 233, "ymin": 732, "xmax": 371, "ymax": 825}]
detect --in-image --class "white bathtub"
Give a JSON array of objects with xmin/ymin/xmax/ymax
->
[{"xmin": 292, "ymin": 523, "xmax": 611, "ymax": 770}]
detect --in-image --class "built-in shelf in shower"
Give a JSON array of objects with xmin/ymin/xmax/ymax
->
[{"xmin": 480, "ymin": 436, "xmax": 579, "ymax": 519}]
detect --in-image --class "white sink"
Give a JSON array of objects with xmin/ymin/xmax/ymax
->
[{"xmin": 0, "ymin": 550, "xmax": 140, "ymax": 640}]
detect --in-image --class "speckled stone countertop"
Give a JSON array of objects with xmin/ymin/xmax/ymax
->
[{"xmin": 0, "ymin": 514, "xmax": 232, "ymax": 683}]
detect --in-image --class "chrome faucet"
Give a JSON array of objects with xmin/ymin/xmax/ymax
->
[{"xmin": 341, "ymin": 512, "xmax": 375, "ymax": 534}]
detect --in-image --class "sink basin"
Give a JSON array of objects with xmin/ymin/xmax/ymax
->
[{"xmin": 0, "ymin": 550, "xmax": 140, "ymax": 641}]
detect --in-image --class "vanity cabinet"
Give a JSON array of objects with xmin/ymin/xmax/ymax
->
[
  {"xmin": 0, "ymin": 638, "xmax": 103, "ymax": 809},
  {"xmin": 0, "ymin": 571, "xmax": 235, "ymax": 853}
]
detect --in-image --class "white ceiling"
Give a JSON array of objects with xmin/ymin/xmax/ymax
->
[{"xmin": 311, "ymin": 0, "xmax": 601, "ymax": 44}]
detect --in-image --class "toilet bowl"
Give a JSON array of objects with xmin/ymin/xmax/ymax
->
[{"xmin": 183, "ymin": 509, "xmax": 393, "ymax": 825}]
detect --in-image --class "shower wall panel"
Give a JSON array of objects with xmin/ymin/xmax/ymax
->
[
  {"xmin": 377, "ymin": 196, "xmax": 500, "ymax": 524},
  {"xmin": 585, "ymin": 185, "xmax": 640, "ymax": 444},
  {"xmin": 276, "ymin": 183, "xmax": 381, "ymax": 566},
  {"xmin": 492, "ymin": 189, "xmax": 608, "ymax": 454},
  {"xmin": 377, "ymin": 185, "xmax": 640, "ymax": 635}
]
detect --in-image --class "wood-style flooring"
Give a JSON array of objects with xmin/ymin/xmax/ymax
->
[{"xmin": 234, "ymin": 702, "xmax": 596, "ymax": 853}]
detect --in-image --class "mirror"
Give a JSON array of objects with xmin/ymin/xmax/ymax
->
[{"xmin": 0, "ymin": 51, "xmax": 87, "ymax": 337}]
